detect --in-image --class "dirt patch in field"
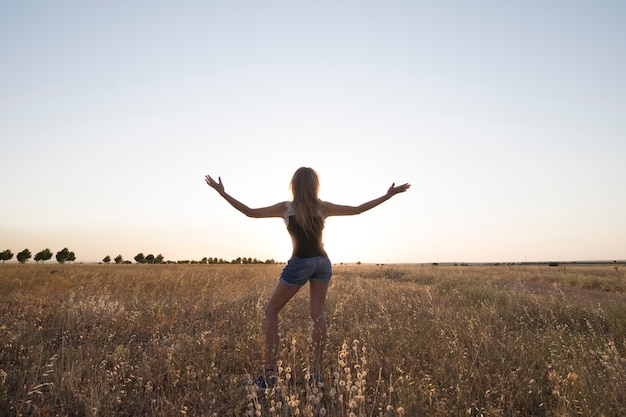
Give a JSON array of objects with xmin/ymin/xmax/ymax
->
[{"xmin": 504, "ymin": 280, "xmax": 626, "ymax": 305}]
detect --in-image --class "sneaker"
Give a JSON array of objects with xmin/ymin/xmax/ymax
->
[{"xmin": 253, "ymin": 373, "xmax": 276, "ymax": 391}]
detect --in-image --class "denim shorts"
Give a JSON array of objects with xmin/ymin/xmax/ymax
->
[{"xmin": 280, "ymin": 256, "xmax": 332, "ymax": 287}]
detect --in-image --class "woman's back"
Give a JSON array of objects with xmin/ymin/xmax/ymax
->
[{"xmin": 284, "ymin": 201, "xmax": 327, "ymax": 258}]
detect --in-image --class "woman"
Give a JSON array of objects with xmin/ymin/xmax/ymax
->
[{"xmin": 205, "ymin": 167, "xmax": 410, "ymax": 388}]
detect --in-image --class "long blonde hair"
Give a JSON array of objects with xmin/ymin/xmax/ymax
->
[{"xmin": 290, "ymin": 167, "xmax": 326, "ymax": 236}]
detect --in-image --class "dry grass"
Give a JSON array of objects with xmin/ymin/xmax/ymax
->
[{"xmin": 0, "ymin": 263, "xmax": 624, "ymax": 416}]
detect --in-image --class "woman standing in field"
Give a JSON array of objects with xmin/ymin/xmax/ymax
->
[{"xmin": 205, "ymin": 167, "xmax": 409, "ymax": 388}]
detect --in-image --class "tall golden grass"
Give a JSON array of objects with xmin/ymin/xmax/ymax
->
[{"xmin": 0, "ymin": 263, "xmax": 624, "ymax": 416}]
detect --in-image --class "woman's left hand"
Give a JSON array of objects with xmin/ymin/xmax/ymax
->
[{"xmin": 205, "ymin": 175, "xmax": 225, "ymax": 194}]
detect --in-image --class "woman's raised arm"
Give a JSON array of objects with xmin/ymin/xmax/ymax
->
[
  {"xmin": 205, "ymin": 175, "xmax": 285, "ymax": 218},
  {"xmin": 324, "ymin": 182, "xmax": 410, "ymax": 216}
]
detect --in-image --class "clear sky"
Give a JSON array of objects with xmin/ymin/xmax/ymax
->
[{"xmin": 1, "ymin": 1, "xmax": 625, "ymax": 264}]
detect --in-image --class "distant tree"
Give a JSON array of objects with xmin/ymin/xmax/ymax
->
[
  {"xmin": 0, "ymin": 249, "xmax": 13, "ymax": 263},
  {"xmin": 17, "ymin": 249, "xmax": 31, "ymax": 263},
  {"xmin": 102, "ymin": 255, "xmax": 111, "ymax": 264},
  {"xmin": 68, "ymin": 251, "xmax": 76, "ymax": 263},
  {"xmin": 145, "ymin": 254, "xmax": 155, "ymax": 264},
  {"xmin": 34, "ymin": 249, "xmax": 53, "ymax": 264},
  {"xmin": 155, "ymin": 254, "xmax": 164, "ymax": 264},
  {"xmin": 134, "ymin": 253, "xmax": 145, "ymax": 264},
  {"xmin": 55, "ymin": 248, "xmax": 71, "ymax": 264},
  {"xmin": 114, "ymin": 255, "xmax": 123, "ymax": 264}
]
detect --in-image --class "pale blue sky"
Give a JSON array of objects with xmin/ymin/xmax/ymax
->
[{"xmin": 1, "ymin": 1, "xmax": 625, "ymax": 263}]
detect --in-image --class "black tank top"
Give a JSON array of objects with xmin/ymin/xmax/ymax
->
[{"xmin": 284, "ymin": 202, "xmax": 327, "ymax": 258}]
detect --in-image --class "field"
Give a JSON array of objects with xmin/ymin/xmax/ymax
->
[{"xmin": 1, "ymin": 263, "xmax": 625, "ymax": 417}]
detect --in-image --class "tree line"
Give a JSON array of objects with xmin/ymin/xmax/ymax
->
[
  {"xmin": 0, "ymin": 248, "xmax": 75, "ymax": 264},
  {"xmin": 0, "ymin": 249, "xmax": 277, "ymax": 265}
]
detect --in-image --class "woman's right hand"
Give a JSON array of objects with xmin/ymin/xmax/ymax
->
[{"xmin": 387, "ymin": 182, "xmax": 411, "ymax": 196}]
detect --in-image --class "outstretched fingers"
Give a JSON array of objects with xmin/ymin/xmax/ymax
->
[
  {"xmin": 388, "ymin": 182, "xmax": 411, "ymax": 195},
  {"xmin": 205, "ymin": 175, "xmax": 224, "ymax": 193}
]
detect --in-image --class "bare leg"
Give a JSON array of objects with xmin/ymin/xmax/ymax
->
[
  {"xmin": 265, "ymin": 281, "xmax": 300, "ymax": 371},
  {"xmin": 309, "ymin": 280, "xmax": 329, "ymax": 374}
]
